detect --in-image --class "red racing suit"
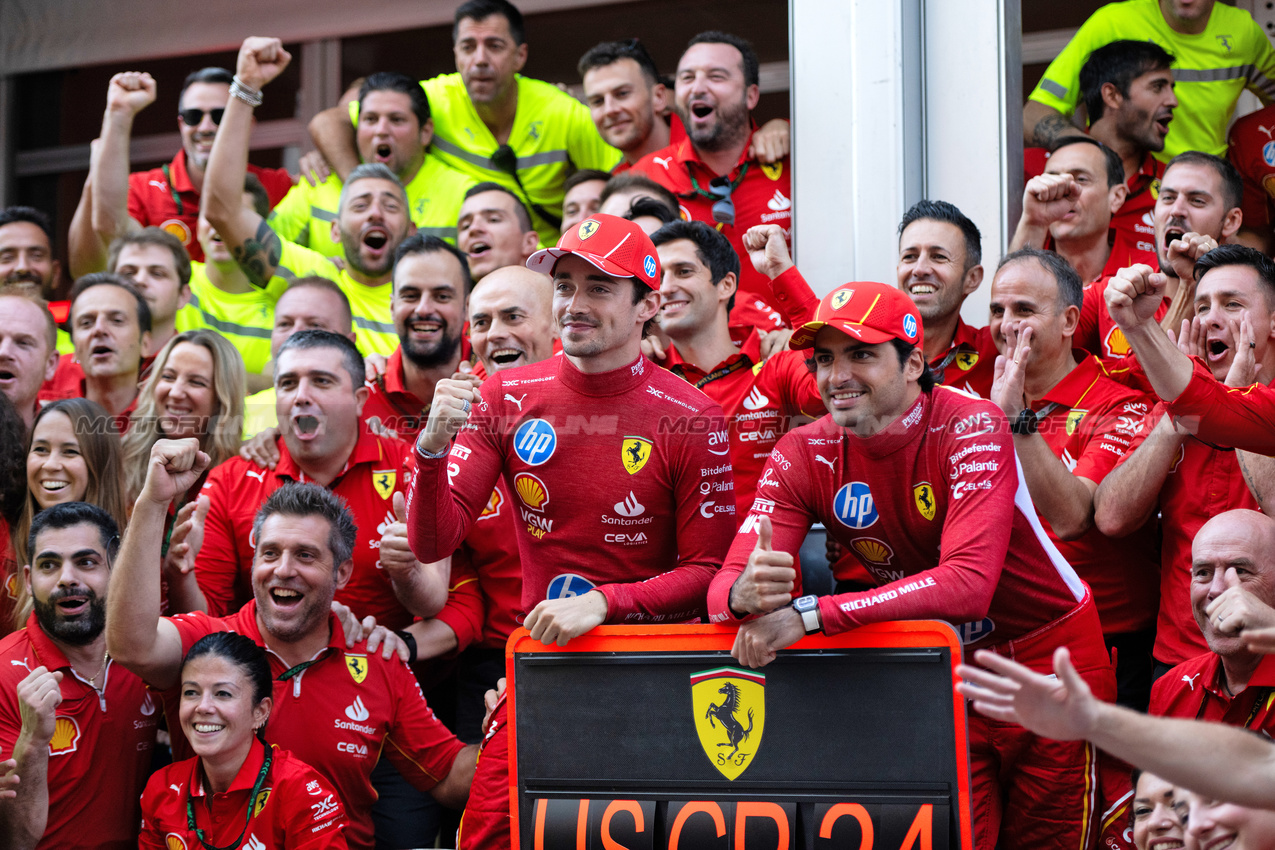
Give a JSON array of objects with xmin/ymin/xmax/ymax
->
[
  {"xmin": 1164, "ymin": 358, "xmax": 1275, "ymax": 454},
  {"xmin": 708, "ymin": 387, "xmax": 1114, "ymax": 850}
]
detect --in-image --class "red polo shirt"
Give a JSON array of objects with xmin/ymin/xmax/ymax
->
[
  {"xmin": 361, "ymin": 348, "xmax": 428, "ymax": 442},
  {"xmin": 631, "ymin": 133, "xmax": 791, "ymax": 332},
  {"xmin": 1075, "ymin": 275, "xmax": 1171, "ymax": 361},
  {"xmin": 1228, "ymin": 104, "xmax": 1275, "ymax": 236},
  {"xmin": 662, "ymin": 327, "xmax": 823, "ymax": 516},
  {"xmin": 1150, "ymin": 652, "xmax": 1275, "ymax": 733},
  {"xmin": 128, "ymin": 150, "xmax": 292, "ymax": 263},
  {"xmin": 1114, "ymin": 401, "xmax": 1261, "ymax": 664},
  {"xmin": 140, "ymin": 739, "xmax": 349, "ymax": 850},
  {"xmin": 1029, "ymin": 355, "xmax": 1158, "ymax": 634},
  {"xmin": 194, "ymin": 423, "xmax": 417, "ymax": 629},
  {"xmin": 36, "ymin": 352, "xmax": 140, "ymax": 433},
  {"xmin": 166, "ymin": 602, "xmax": 463, "ymax": 850},
  {"xmin": 0, "ymin": 614, "xmax": 157, "ymax": 850}
]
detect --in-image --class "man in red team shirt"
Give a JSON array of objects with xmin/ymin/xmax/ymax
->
[
  {"xmin": 72, "ymin": 68, "xmax": 292, "ymax": 268},
  {"xmin": 1011, "ymin": 138, "xmax": 1158, "ymax": 282},
  {"xmin": 1093, "ymin": 245, "xmax": 1275, "ymax": 675},
  {"xmin": 362, "ymin": 234, "xmax": 472, "ymax": 441},
  {"xmin": 630, "ymin": 32, "xmax": 790, "ymax": 332},
  {"xmin": 650, "ymin": 219, "xmax": 822, "ymax": 516},
  {"xmin": 988, "ymin": 248, "xmax": 1155, "ymax": 707},
  {"xmin": 711, "ymin": 281, "xmax": 1114, "ymax": 850},
  {"xmin": 1076, "ymin": 151, "xmax": 1242, "ymax": 360},
  {"xmin": 195, "ymin": 330, "xmax": 447, "ymax": 628},
  {"xmin": 408, "ymin": 213, "xmax": 736, "ymax": 849},
  {"xmin": 1148, "ymin": 509, "xmax": 1275, "ymax": 733},
  {"xmin": 0, "ymin": 503, "xmax": 155, "ymax": 850},
  {"xmin": 107, "ymin": 441, "xmax": 476, "ymax": 850},
  {"xmin": 1227, "ymin": 103, "xmax": 1275, "ymax": 252}
]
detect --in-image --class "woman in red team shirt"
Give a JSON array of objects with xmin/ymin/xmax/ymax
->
[{"xmin": 139, "ymin": 632, "xmax": 349, "ymax": 850}]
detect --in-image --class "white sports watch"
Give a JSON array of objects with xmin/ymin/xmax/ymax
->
[{"xmin": 793, "ymin": 595, "xmax": 822, "ymax": 634}]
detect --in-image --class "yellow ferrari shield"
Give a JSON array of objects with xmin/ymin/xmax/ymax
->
[
  {"xmin": 760, "ymin": 160, "xmax": 783, "ymax": 181},
  {"xmin": 372, "ymin": 469, "xmax": 396, "ymax": 501},
  {"xmin": 830, "ymin": 288, "xmax": 853, "ymax": 310},
  {"xmin": 955, "ymin": 351, "xmax": 979, "ymax": 371},
  {"xmin": 691, "ymin": 667, "xmax": 765, "ymax": 780},
  {"xmin": 345, "ymin": 654, "xmax": 368, "ymax": 684},
  {"xmin": 578, "ymin": 219, "xmax": 600, "ymax": 240},
  {"xmin": 252, "ymin": 788, "xmax": 271, "ymax": 817},
  {"xmin": 1066, "ymin": 409, "xmax": 1087, "ymax": 436},
  {"xmin": 913, "ymin": 482, "xmax": 936, "ymax": 521},
  {"xmin": 622, "ymin": 437, "xmax": 652, "ymax": 474}
]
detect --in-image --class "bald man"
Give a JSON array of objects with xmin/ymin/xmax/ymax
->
[
  {"xmin": 466, "ymin": 265, "xmax": 557, "ymax": 376},
  {"xmin": 1148, "ymin": 509, "xmax": 1275, "ymax": 731}
]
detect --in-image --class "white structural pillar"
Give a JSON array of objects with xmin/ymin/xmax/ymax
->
[{"xmin": 790, "ymin": 0, "xmax": 1022, "ymax": 326}]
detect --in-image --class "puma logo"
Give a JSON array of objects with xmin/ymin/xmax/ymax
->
[
  {"xmin": 652, "ymin": 156, "xmax": 672, "ymax": 170},
  {"xmin": 148, "ymin": 180, "xmax": 168, "ymax": 191},
  {"xmin": 505, "ymin": 393, "xmax": 527, "ymax": 411},
  {"xmin": 815, "ymin": 454, "xmax": 836, "ymax": 473},
  {"xmin": 1182, "ymin": 673, "xmax": 1200, "ymax": 691},
  {"xmin": 1259, "ymin": 125, "xmax": 1275, "ymax": 140},
  {"xmin": 170, "ymin": 783, "xmax": 182, "ymax": 794},
  {"xmin": 246, "ymin": 469, "xmax": 266, "ymax": 482}
]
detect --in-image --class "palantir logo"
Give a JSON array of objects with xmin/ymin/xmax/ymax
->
[
  {"xmin": 613, "ymin": 491, "xmax": 645, "ymax": 518},
  {"xmin": 345, "ymin": 696, "xmax": 370, "ymax": 722}
]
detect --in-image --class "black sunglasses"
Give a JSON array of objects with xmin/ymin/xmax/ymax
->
[
  {"xmin": 708, "ymin": 176, "xmax": 735, "ymax": 226},
  {"xmin": 178, "ymin": 108, "xmax": 224, "ymax": 127}
]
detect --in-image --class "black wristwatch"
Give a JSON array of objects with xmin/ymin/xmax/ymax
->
[
  {"xmin": 1010, "ymin": 408, "xmax": 1038, "ymax": 436},
  {"xmin": 792, "ymin": 595, "xmax": 822, "ymax": 634}
]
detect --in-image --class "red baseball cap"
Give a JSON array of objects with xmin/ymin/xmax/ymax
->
[
  {"xmin": 526, "ymin": 213, "xmax": 661, "ymax": 290},
  {"xmin": 789, "ymin": 281, "xmax": 923, "ymax": 349}
]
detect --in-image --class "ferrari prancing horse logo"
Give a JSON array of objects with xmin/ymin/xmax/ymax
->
[
  {"xmin": 622, "ymin": 437, "xmax": 652, "ymax": 475},
  {"xmin": 691, "ymin": 667, "xmax": 766, "ymax": 780},
  {"xmin": 345, "ymin": 654, "xmax": 367, "ymax": 684}
]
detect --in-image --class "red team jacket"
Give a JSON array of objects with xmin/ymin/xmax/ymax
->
[
  {"xmin": 708, "ymin": 387, "xmax": 1091, "ymax": 648},
  {"xmin": 166, "ymin": 603, "xmax": 464, "ymax": 850},
  {"xmin": 1165, "ymin": 359, "xmax": 1275, "ymax": 454},
  {"xmin": 408, "ymin": 354, "xmax": 736, "ymax": 621},
  {"xmin": 1149, "ymin": 652, "xmax": 1275, "ymax": 733},
  {"xmin": 0, "ymin": 615, "xmax": 157, "ymax": 850},
  {"xmin": 1076, "ymin": 277, "xmax": 1171, "ymax": 361},
  {"xmin": 630, "ymin": 133, "xmax": 792, "ymax": 332},
  {"xmin": 139, "ymin": 739, "xmax": 349, "ymax": 850},
  {"xmin": 195, "ymin": 424, "xmax": 417, "ymax": 629}
]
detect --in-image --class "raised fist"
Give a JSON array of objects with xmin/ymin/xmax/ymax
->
[
  {"xmin": 106, "ymin": 72, "xmax": 157, "ymax": 116},
  {"xmin": 235, "ymin": 37, "xmax": 292, "ymax": 91}
]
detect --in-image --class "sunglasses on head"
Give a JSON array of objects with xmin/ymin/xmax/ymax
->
[{"xmin": 178, "ymin": 108, "xmax": 224, "ymax": 127}]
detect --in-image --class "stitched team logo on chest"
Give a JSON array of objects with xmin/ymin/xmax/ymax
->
[
  {"xmin": 622, "ymin": 436, "xmax": 652, "ymax": 474},
  {"xmin": 252, "ymin": 788, "xmax": 272, "ymax": 816},
  {"xmin": 372, "ymin": 469, "xmax": 396, "ymax": 500},
  {"xmin": 913, "ymin": 482, "xmax": 936, "ymax": 521},
  {"xmin": 955, "ymin": 351, "xmax": 979, "ymax": 371},
  {"xmin": 345, "ymin": 654, "xmax": 368, "ymax": 684},
  {"xmin": 1066, "ymin": 409, "xmax": 1087, "ymax": 436}
]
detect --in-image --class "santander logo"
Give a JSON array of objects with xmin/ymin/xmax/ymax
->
[
  {"xmin": 742, "ymin": 386, "xmax": 770, "ymax": 411},
  {"xmin": 345, "ymin": 697, "xmax": 370, "ymax": 722},
  {"xmin": 613, "ymin": 492, "xmax": 646, "ymax": 518}
]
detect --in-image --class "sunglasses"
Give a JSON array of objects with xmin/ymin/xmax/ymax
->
[
  {"xmin": 708, "ymin": 176, "xmax": 735, "ymax": 226},
  {"xmin": 178, "ymin": 108, "xmax": 224, "ymax": 127}
]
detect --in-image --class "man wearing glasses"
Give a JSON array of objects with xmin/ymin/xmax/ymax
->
[
  {"xmin": 631, "ymin": 31, "xmax": 792, "ymax": 334},
  {"xmin": 73, "ymin": 67, "xmax": 294, "ymax": 265}
]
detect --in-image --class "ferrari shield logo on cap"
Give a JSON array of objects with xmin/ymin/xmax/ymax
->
[
  {"xmin": 691, "ymin": 667, "xmax": 765, "ymax": 780},
  {"xmin": 372, "ymin": 469, "xmax": 396, "ymax": 501},
  {"xmin": 345, "ymin": 654, "xmax": 368, "ymax": 684},
  {"xmin": 913, "ymin": 482, "xmax": 936, "ymax": 521},
  {"xmin": 830, "ymin": 288, "xmax": 853, "ymax": 310},
  {"xmin": 622, "ymin": 436, "xmax": 652, "ymax": 474},
  {"xmin": 578, "ymin": 219, "xmax": 600, "ymax": 240}
]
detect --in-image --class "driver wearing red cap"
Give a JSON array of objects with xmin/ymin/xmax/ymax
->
[
  {"xmin": 406, "ymin": 212, "xmax": 736, "ymax": 849},
  {"xmin": 708, "ymin": 281, "xmax": 1114, "ymax": 850}
]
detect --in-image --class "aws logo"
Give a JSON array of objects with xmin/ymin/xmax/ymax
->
[{"xmin": 691, "ymin": 668, "xmax": 766, "ymax": 780}]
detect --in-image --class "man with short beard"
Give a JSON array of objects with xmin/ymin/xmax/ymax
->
[
  {"xmin": 0, "ymin": 502, "xmax": 156, "ymax": 850},
  {"xmin": 631, "ymin": 31, "xmax": 792, "ymax": 332},
  {"xmin": 362, "ymin": 234, "xmax": 472, "ymax": 441},
  {"xmin": 204, "ymin": 38, "xmax": 415, "ymax": 357},
  {"xmin": 0, "ymin": 208, "xmax": 61, "ymax": 297}
]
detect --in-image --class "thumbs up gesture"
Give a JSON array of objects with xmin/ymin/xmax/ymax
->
[
  {"xmin": 378, "ymin": 490, "xmax": 417, "ymax": 579},
  {"xmin": 728, "ymin": 515, "xmax": 797, "ymax": 617},
  {"xmin": 1205, "ymin": 566, "xmax": 1275, "ymax": 637}
]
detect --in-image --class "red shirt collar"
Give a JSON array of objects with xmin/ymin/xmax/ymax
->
[
  {"xmin": 273, "ymin": 421, "xmax": 390, "ymax": 482},
  {"xmin": 1038, "ymin": 354, "xmax": 1109, "ymax": 408},
  {"xmin": 168, "ymin": 149, "xmax": 196, "ymax": 194},
  {"xmin": 22, "ymin": 612, "xmax": 71, "ymax": 671},
  {"xmin": 187, "ymin": 736, "xmax": 273, "ymax": 798},
  {"xmin": 381, "ymin": 347, "xmax": 413, "ymax": 398},
  {"xmin": 665, "ymin": 326, "xmax": 757, "ymax": 380},
  {"xmin": 672, "ymin": 125, "xmax": 759, "ymax": 178},
  {"xmin": 1129, "ymin": 151, "xmax": 1163, "ymax": 193}
]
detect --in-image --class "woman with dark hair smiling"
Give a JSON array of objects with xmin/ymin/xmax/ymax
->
[{"xmin": 139, "ymin": 631, "xmax": 349, "ymax": 849}]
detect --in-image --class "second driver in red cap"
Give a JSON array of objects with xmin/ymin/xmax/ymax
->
[{"xmin": 709, "ymin": 280, "xmax": 1115, "ymax": 850}]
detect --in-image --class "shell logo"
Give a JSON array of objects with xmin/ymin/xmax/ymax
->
[
  {"xmin": 4, "ymin": 572, "xmax": 18, "ymax": 600},
  {"xmin": 1105, "ymin": 325, "xmax": 1131, "ymax": 357},
  {"xmin": 479, "ymin": 487, "xmax": 503, "ymax": 520},
  {"xmin": 514, "ymin": 473, "xmax": 548, "ymax": 511},
  {"xmin": 850, "ymin": 537, "xmax": 894, "ymax": 566},
  {"xmin": 49, "ymin": 716, "xmax": 80, "ymax": 755},
  {"xmin": 159, "ymin": 219, "xmax": 192, "ymax": 246},
  {"xmin": 166, "ymin": 835, "xmax": 188, "ymax": 850}
]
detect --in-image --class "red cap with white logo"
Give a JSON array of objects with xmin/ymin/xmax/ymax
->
[
  {"xmin": 789, "ymin": 281, "xmax": 924, "ymax": 349},
  {"xmin": 526, "ymin": 213, "xmax": 661, "ymax": 290}
]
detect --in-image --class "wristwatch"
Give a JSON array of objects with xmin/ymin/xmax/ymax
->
[
  {"xmin": 792, "ymin": 595, "xmax": 822, "ymax": 634},
  {"xmin": 1010, "ymin": 408, "xmax": 1038, "ymax": 436}
]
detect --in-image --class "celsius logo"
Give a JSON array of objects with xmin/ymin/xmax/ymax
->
[
  {"xmin": 345, "ymin": 697, "xmax": 370, "ymax": 722},
  {"xmin": 513, "ymin": 419, "xmax": 557, "ymax": 465},
  {"xmin": 613, "ymin": 491, "xmax": 645, "ymax": 517},
  {"xmin": 742, "ymin": 387, "xmax": 770, "ymax": 411}
]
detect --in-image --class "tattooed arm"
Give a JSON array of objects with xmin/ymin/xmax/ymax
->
[
  {"xmin": 204, "ymin": 38, "xmax": 292, "ymax": 288},
  {"xmin": 1023, "ymin": 100, "xmax": 1087, "ymax": 149}
]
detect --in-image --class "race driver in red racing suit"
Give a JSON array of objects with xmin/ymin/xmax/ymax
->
[{"xmin": 709, "ymin": 281, "xmax": 1116, "ymax": 850}]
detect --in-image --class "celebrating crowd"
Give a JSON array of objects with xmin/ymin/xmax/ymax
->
[{"xmin": 4, "ymin": 0, "xmax": 1275, "ymax": 847}]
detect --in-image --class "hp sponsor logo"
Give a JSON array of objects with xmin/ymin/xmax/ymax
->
[
  {"xmin": 833, "ymin": 482, "xmax": 879, "ymax": 529},
  {"xmin": 546, "ymin": 574, "xmax": 596, "ymax": 599},
  {"xmin": 513, "ymin": 419, "xmax": 557, "ymax": 466}
]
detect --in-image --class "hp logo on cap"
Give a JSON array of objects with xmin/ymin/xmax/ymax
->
[
  {"xmin": 643, "ymin": 255, "xmax": 657, "ymax": 278},
  {"xmin": 903, "ymin": 314, "xmax": 918, "ymax": 339}
]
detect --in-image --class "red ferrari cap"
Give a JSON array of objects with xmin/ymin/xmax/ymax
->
[
  {"xmin": 789, "ymin": 281, "xmax": 923, "ymax": 349},
  {"xmin": 526, "ymin": 214, "xmax": 660, "ymax": 290}
]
